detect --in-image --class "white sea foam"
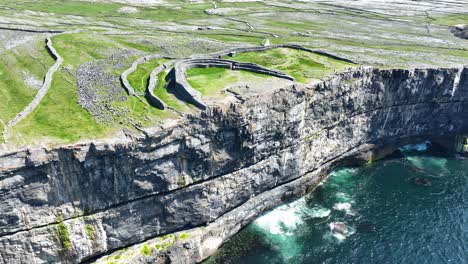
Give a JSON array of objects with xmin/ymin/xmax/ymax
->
[
  {"xmin": 253, "ymin": 199, "xmax": 306, "ymax": 260},
  {"xmin": 254, "ymin": 203, "xmax": 302, "ymax": 236},
  {"xmin": 254, "ymin": 197, "xmax": 333, "ymax": 236},
  {"xmin": 329, "ymin": 222, "xmax": 356, "ymax": 242},
  {"xmin": 308, "ymin": 207, "xmax": 331, "ymax": 218},
  {"xmin": 399, "ymin": 141, "xmax": 431, "ymax": 152},
  {"xmin": 333, "ymin": 202, "xmax": 352, "ymax": 212}
]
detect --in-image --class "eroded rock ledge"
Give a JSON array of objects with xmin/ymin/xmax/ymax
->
[{"xmin": 0, "ymin": 66, "xmax": 467, "ymax": 264}]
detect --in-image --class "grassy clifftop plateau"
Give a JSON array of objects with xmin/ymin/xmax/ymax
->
[{"xmin": 0, "ymin": 0, "xmax": 466, "ymax": 147}]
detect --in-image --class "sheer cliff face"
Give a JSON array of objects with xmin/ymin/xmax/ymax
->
[{"xmin": 1, "ymin": 67, "xmax": 467, "ymax": 263}]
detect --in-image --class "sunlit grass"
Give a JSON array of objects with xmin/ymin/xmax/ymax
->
[
  {"xmin": 0, "ymin": 38, "xmax": 54, "ymax": 134},
  {"xmin": 186, "ymin": 67, "xmax": 273, "ymax": 96},
  {"xmin": 225, "ymin": 48, "xmax": 357, "ymax": 83}
]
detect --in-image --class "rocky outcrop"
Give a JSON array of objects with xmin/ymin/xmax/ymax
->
[
  {"xmin": 2, "ymin": 36, "xmax": 63, "ymax": 144},
  {"xmin": 450, "ymin": 24, "xmax": 468, "ymax": 40},
  {"xmin": 0, "ymin": 66, "xmax": 467, "ymax": 263}
]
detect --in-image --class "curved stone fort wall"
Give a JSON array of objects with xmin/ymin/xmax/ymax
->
[
  {"xmin": 120, "ymin": 54, "xmax": 161, "ymax": 97},
  {"xmin": 146, "ymin": 64, "xmax": 169, "ymax": 110},
  {"xmin": 122, "ymin": 55, "xmax": 177, "ymax": 110},
  {"xmin": 128, "ymin": 44, "xmax": 356, "ymax": 111},
  {"xmin": 170, "ymin": 58, "xmax": 294, "ymax": 109}
]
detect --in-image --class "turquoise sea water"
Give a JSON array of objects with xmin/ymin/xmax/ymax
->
[{"xmin": 205, "ymin": 145, "xmax": 468, "ymax": 264}]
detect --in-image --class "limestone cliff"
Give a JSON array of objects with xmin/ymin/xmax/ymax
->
[{"xmin": 0, "ymin": 67, "xmax": 467, "ymax": 264}]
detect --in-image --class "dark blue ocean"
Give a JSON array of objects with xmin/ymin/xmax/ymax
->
[{"xmin": 205, "ymin": 144, "xmax": 468, "ymax": 264}]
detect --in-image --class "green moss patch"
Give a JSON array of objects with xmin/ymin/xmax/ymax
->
[
  {"xmin": 86, "ymin": 224, "xmax": 95, "ymax": 242},
  {"xmin": 56, "ymin": 222, "xmax": 72, "ymax": 250},
  {"xmin": 178, "ymin": 232, "xmax": 191, "ymax": 240},
  {"xmin": 140, "ymin": 243, "xmax": 151, "ymax": 257}
]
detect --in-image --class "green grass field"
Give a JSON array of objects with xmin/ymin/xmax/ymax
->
[
  {"xmin": 186, "ymin": 67, "xmax": 276, "ymax": 96},
  {"xmin": 7, "ymin": 33, "xmax": 175, "ymax": 145},
  {"xmin": 128, "ymin": 60, "xmax": 163, "ymax": 94},
  {"xmin": 0, "ymin": 38, "xmax": 55, "ymax": 135},
  {"xmin": 153, "ymin": 70, "xmax": 188, "ymax": 112},
  {"xmin": 9, "ymin": 71, "xmax": 109, "ymax": 145},
  {"xmin": 0, "ymin": 0, "xmax": 211, "ymax": 22},
  {"xmin": 432, "ymin": 14, "xmax": 468, "ymax": 26},
  {"xmin": 7, "ymin": 33, "xmax": 114, "ymax": 144},
  {"xmin": 1, "ymin": 0, "xmax": 465, "ymax": 146}
]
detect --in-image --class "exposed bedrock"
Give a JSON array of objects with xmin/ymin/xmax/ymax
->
[
  {"xmin": 0, "ymin": 66, "xmax": 467, "ymax": 263},
  {"xmin": 450, "ymin": 24, "xmax": 468, "ymax": 40}
]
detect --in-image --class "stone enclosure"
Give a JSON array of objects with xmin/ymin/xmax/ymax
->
[{"xmin": 121, "ymin": 44, "xmax": 356, "ymax": 111}]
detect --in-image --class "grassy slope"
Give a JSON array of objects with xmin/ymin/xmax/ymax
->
[
  {"xmin": 109, "ymin": 60, "xmax": 177, "ymax": 126},
  {"xmin": 0, "ymin": 38, "xmax": 54, "ymax": 134},
  {"xmin": 225, "ymin": 48, "xmax": 356, "ymax": 83},
  {"xmin": 432, "ymin": 14, "xmax": 468, "ymax": 26},
  {"xmin": 127, "ymin": 60, "xmax": 162, "ymax": 94},
  {"xmin": 9, "ymin": 33, "xmax": 113, "ymax": 144},
  {"xmin": 1, "ymin": 0, "xmax": 465, "ymax": 145},
  {"xmin": 154, "ymin": 70, "xmax": 188, "ymax": 112},
  {"xmin": 10, "ymin": 33, "xmax": 185, "ymax": 145}
]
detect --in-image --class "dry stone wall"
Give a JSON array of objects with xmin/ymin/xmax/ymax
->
[
  {"xmin": 2, "ymin": 36, "xmax": 63, "ymax": 144},
  {"xmin": 209, "ymin": 44, "xmax": 356, "ymax": 64},
  {"xmin": 114, "ymin": 44, "xmax": 355, "ymax": 112},
  {"xmin": 171, "ymin": 58, "xmax": 294, "ymax": 109},
  {"xmin": 120, "ymin": 54, "xmax": 161, "ymax": 98},
  {"xmin": 164, "ymin": 44, "xmax": 355, "ymax": 110},
  {"xmin": 147, "ymin": 61, "xmax": 176, "ymax": 110}
]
